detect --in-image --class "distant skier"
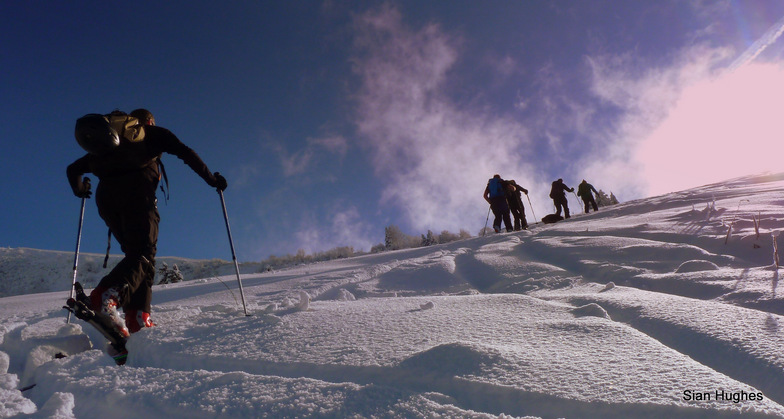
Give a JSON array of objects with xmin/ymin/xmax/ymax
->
[
  {"xmin": 484, "ymin": 174, "xmax": 513, "ymax": 233},
  {"xmin": 577, "ymin": 179, "xmax": 600, "ymax": 213},
  {"xmin": 67, "ymin": 108, "xmax": 227, "ymax": 337},
  {"xmin": 505, "ymin": 180, "xmax": 529, "ymax": 230},
  {"xmin": 549, "ymin": 178, "xmax": 574, "ymax": 219}
]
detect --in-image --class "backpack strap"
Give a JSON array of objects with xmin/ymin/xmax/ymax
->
[{"xmin": 157, "ymin": 158, "xmax": 170, "ymax": 203}]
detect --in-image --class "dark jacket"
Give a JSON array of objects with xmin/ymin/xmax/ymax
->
[
  {"xmin": 577, "ymin": 181, "xmax": 598, "ymax": 199},
  {"xmin": 505, "ymin": 181, "xmax": 527, "ymax": 210},
  {"xmin": 549, "ymin": 179, "xmax": 573, "ymax": 200},
  {"xmin": 67, "ymin": 125, "xmax": 218, "ymax": 196}
]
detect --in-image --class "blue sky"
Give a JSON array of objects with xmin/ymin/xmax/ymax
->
[{"xmin": 3, "ymin": 1, "xmax": 784, "ymax": 262}]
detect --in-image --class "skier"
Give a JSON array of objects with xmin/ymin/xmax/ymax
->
[
  {"xmin": 505, "ymin": 180, "xmax": 529, "ymax": 230},
  {"xmin": 67, "ymin": 108, "xmax": 227, "ymax": 338},
  {"xmin": 577, "ymin": 179, "xmax": 600, "ymax": 213},
  {"xmin": 549, "ymin": 178, "xmax": 574, "ymax": 219},
  {"xmin": 483, "ymin": 174, "xmax": 513, "ymax": 233}
]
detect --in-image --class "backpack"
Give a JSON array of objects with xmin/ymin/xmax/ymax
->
[
  {"xmin": 542, "ymin": 213, "xmax": 564, "ymax": 224},
  {"xmin": 487, "ymin": 177, "xmax": 505, "ymax": 198},
  {"xmin": 549, "ymin": 181, "xmax": 560, "ymax": 199},
  {"xmin": 105, "ymin": 110, "xmax": 145, "ymax": 143},
  {"xmin": 74, "ymin": 110, "xmax": 168, "ymax": 195},
  {"xmin": 74, "ymin": 111, "xmax": 146, "ymax": 156}
]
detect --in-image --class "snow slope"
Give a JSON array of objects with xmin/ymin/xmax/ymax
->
[{"xmin": 2, "ymin": 172, "xmax": 784, "ymax": 418}]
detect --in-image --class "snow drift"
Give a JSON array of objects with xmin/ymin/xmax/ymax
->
[{"xmin": 1, "ymin": 172, "xmax": 784, "ymax": 418}]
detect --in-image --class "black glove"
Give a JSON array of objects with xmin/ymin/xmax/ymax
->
[
  {"xmin": 75, "ymin": 177, "xmax": 92, "ymax": 198},
  {"xmin": 211, "ymin": 172, "xmax": 228, "ymax": 191}
]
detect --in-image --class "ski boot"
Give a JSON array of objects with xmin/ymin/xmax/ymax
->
[
  {"xmin": 125, "ymin": 310, "xmax": 156, "ymax": 334},
  {"xmin": 65, "ymin": 282, "xmax": 129, "ymax": 365},
  {"xmin": 89, "ymin": 285, "xmax": 131, "ymax": 338}
]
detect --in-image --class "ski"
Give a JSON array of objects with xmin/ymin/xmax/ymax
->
[{"xmin": 64, "ymin": 282, "xmax": 128, "ymax": 365}]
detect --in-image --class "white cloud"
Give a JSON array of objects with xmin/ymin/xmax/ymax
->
[
  {"xmin": 350, "ymin": 5, "xmax": 540, "ymax": 232},
  {"xmin": 273, "ymin": 144, "xmax": 314, "ymax": 177},
  {"xmin": 310, "ymin": 135, "xmax": 348, "ymax": 156},
  {"xmin": 294, "ymin": 205, "xmax": 376, "ymax": 253},
  {"xmin": 271, "ymin": 135, "xmax": 349, "ymax": 177}
]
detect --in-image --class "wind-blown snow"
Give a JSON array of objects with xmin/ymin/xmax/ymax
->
[{"xmin": 2, "ymin": 172, "xmax": 784, "ymax": 418}]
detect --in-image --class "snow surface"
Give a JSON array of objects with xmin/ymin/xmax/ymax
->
[{"xmin": 2, "ymin": 172, "xmax": 784, "ymax": 418}]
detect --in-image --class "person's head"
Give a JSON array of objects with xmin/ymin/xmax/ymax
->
[
  {"xmin": 130, "ymin": 108, "xmax": 155, "ymax": 126},
  {"xmin": 493, "ymin": 174, "xmax": 501, "ymax": 179}
]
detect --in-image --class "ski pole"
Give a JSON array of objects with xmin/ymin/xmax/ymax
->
[
  {"xmin": 217, "ymin": 185, "xmax": 250, "ymax": 316},
  {"xmin": 573, "ymin": 191, "xmax": 583, "ymax": 213},
  {"xmin": 526, "ymin": 194, "xmax": 538, "ymax": 225},
  {"xmin": 483, "ymin": 205, "xmax": 491, "ymax": 236},
  {"xmin": 67, "ymin": 177, "xmax": 89, "ymax": 323}
]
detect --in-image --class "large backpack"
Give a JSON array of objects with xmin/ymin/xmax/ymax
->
[
  {"xmin": 487, "ymin": 177, "xmax": 505, "ymax": 198},
  {"xmin": 74, "ymin": 110, "xmax": 145, "ymax": 156},
  {"xmin": 75, "ymin": 110, "xmax": 169, "ymax": 202},
  {"xmin": 549, "ymin": 181, "xmax": 560, "ymax": 199}
]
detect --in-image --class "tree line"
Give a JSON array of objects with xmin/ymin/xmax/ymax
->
[{"xmin": 377, "ymin": 225, "xmax": 472, "ymax": 252}]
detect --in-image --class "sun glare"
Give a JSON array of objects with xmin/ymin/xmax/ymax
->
[{"xmin": 638, "ymin": 63, "xmax": 784, "ymax": 196}]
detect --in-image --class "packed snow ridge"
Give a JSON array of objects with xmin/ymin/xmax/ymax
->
[{"xmin": 2, "ymin": 172, "xmax": 784, "ymax": 418}]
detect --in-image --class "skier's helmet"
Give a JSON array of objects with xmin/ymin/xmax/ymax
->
[{"xmin": 74, "ymin": 114, "xmax": 120, "ymax": 155}]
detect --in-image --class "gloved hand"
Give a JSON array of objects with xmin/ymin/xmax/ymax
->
[
  {"xmin": 75, "ymin": 177, "xmax": 92, "ymax": 198},
  {"xmin": 211, "ymin": 172, "xmax": 228, "ymax": 191}
]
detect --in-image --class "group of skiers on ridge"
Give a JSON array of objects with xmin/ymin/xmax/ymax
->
[{"xmin": 484, "ymin": 175, "xmax": 601, "ymax": 233}]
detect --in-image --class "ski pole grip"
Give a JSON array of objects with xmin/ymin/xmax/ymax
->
[{"xmin": 213, "ymin": 172, "xmax": 227, "ymax": 192}]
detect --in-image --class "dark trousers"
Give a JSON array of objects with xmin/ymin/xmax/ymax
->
[
  {"xmin": 582, "ymin": 196, "xmax": 598, "ymax": 213},
  {"xmin": 553, "ymin": 196, "xmax": 570, "ymax": 218},
  {"xmin": 95, "ymin": 176, "xmax": 159, "ymax": 313},
  {"xmin": 490, "ymin": 196, "xmax": 512, "ymax": 231},
  {"xmin": 509, "ymin": 205, "xmax": 527, "ymax": 230}
]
